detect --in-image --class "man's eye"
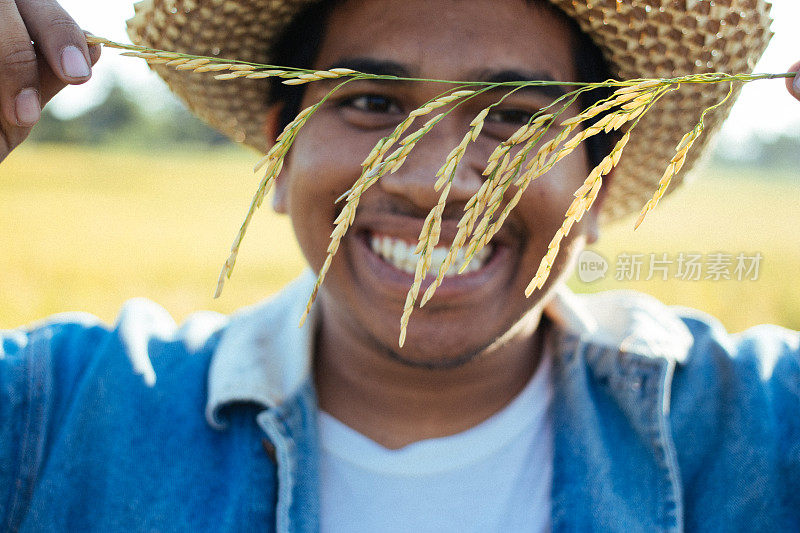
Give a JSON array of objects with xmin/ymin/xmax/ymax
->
[
  {"xmin": 343, "ymin": 95, "xmax": 402, "ymax": 114},
  {"xmin": 485, "ymin": 108, "xmax": 536, "ymax": 125}
]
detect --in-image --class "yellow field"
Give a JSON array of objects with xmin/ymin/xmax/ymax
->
[{"xmin": 2, "ymin": 144, "xmax": 799, "ymax": 333}]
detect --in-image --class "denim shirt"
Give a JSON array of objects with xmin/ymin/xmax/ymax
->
[{"xmin": 2, "ymin": 272, "xmax": 798, "ymax": 532}]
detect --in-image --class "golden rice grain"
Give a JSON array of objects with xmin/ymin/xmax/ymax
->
[{"xmin": 85, "ymin": 35, "xmax": 768, "ymax": 346}]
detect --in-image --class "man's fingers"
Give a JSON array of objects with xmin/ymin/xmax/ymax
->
[
  {"xmin": 88, "ymin": 42, "xmax": 102, "ymax": 65},
  {"xmin": 38, "ymin": 42, "xmax": 101, "ymax": 105},
  {"xmin": 0, "ymin": 0, "xmax": 99, "ymax": 160},
  {"xmin": 786, "ymin": 61, "xmax": 800, "ymax": 102},
  {"xmin": 16, "ymin": 0, "xmax": 92, "ymax": 85},
  {"xmin": 0, "ymin": 0, "xmax": 41, "ymax": 128}
]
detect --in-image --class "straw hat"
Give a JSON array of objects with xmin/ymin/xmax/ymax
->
[{"xmin": 126, "ymin": 0, "xmax": 773, "ymax": 222}]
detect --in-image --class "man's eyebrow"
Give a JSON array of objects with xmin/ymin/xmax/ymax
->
[
  {"xmin": 321, "ymin": 58, "xmax": 413, "ymax": 80},
  {"xmin": 318, "ymin": 61, "xmax": 569, "ymax": 100},
  {"xmin": 479, "ymin": 70, "xmax": 568, "ymax": 100}
]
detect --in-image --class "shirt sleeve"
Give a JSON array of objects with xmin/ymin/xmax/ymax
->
[
  {"xmin": 0, "ymin": 299, "xmax": 228, "ymax": 531},
  {"xmin": 734, "ymin": 324, "xmax": 800, "ymax": 510},
  {"xmin": 0, "ymin": 316, "xmax": 105, "ymax": 531},
  {"xmin": 670, "ymin": 316, "xmax": 800, "ymax": 528},
  {"xmin": 1, "ymin": 327, "xmax": 46, "ymax": 530}
]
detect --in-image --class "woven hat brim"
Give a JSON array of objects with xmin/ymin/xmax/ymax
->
[{"xmin": 126, "ymin": 0, "xmax": 773, "ymax": 222}]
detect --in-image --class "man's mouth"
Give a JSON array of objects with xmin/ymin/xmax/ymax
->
[{"xmin": 368, "ymin": 233, "xmax": 494, "ymax": 277}]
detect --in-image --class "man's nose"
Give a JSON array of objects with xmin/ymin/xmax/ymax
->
[{"xmin": 378, "ymin": 123, "xmax": 484, "ymax": 211}]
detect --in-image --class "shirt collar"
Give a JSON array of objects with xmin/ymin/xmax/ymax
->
[
  {"xmin": 205, "ymin": 272, "xmax": 692, "ymax": 429},
  {"xmin": 205, "ymin": 272, "xmax": 318, "ymax": 429}
]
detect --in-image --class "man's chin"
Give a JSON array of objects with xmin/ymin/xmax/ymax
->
[
  {"xmin": 381, "ymin": 344, "xmax": 489, "ymax": 370},
  {"xmin": 369, "ymin": 326, "xmax": 500, "ymax": 371}
]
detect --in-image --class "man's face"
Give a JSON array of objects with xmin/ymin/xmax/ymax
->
[{"xmin": 272, "ymin": 0, "xmax": 598, "ymax": 366}]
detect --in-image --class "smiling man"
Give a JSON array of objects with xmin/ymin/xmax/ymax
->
[
  {"xmin": 1, "ymin": 0, "xmax": 800, "ymax": 532},
  {"xmin": 278, "ymin": 0, "xmax": 598, "ymax": 447}
]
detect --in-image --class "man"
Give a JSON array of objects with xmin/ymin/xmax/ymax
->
[{"xmin": 1, "ymin": 0, "xmax": 799, "ymax": 531}]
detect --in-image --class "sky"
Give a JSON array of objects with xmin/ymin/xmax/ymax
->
[{"xmin": 50, "ymin": 0, "xmax": 799, "ymax": 143}]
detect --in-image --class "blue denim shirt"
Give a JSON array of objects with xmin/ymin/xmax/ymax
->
[{"xmin": 2, "ymin": 272, "xmax": 799, "ymax": 532}]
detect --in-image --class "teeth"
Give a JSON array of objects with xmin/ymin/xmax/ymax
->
[
  {"xmin": 381, "ymin": 236, "xmax": 393, "ymax": 260},
  {"xmin": 430, "ymin": 247, "xmax": 447, "ymax": 269},
  {"xmin": 368, "ymin": 234, "xmax": 493, "ymax": 277},
  {"xmin": 390, "ymin": 240, "xmax": 408, "ymax": 271}
]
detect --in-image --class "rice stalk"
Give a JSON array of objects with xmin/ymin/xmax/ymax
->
[
  {"xmin": 86, "ymin": 35, "xmax": 792, "ymax": 90},
  {"xmin": 461, "ymin": 83, "xmax": 664, "ymax": 268},
  {"xmin": 398, "ymin": 88, "xmax": 544, "ymax": 341},
  {"xmin": 634, "ymin": 82, "xmax": 735, "ymax": 229},
  {"xmin": 525, "ymin": 85, "xmax": 676, "ymax": 295},
  {"xmin": 299, "ymin": 88, "xmax": 481, "ymax": 326},
  {"xmin": 83, "ymin": 34, "xmax": 796, "ymax": 346},
  {"xmin": 403, "ymin": 84, "xmax": 655, "ymax": 339},
  {"xmin": 215, "ymin": 81, "xmax": 353, "ymax": 298}
]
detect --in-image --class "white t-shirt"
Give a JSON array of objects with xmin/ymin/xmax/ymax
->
[{"xmin": 318, "ymin": 353, "xmax": 553, "ymax": 533}]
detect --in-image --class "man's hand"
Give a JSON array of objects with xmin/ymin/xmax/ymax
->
[
  {"xmin": 787, "ymin": 61, "xmax": 800, "ymax": 103},
  {"xmin": 0, "ymin": 0, "xmax": 101, "ymax": 164}
]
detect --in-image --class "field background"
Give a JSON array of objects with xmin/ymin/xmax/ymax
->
[{"xmin": 2, "ymin": 143, "xmax": 799, "ymax": 334}]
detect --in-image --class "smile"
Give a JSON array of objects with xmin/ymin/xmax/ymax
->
[{"xmin": 368, "ymin": 233, "xmax": 494, "ymax": 277}]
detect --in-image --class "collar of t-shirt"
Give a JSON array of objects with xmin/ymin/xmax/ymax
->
[
  {"xmin": 319, "ymin": 349, "xmax": 552, "ymax": 473},
  {"xmin": 317, "ymin": 348, "xmax": 553, "ymax": 533}
]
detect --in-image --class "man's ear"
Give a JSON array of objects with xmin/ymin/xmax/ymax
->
[
  {"xmin": 584, "ymin": 205, "xmax": 600, "ymax": 245},
  {"xmin": 262, "ymin": 105, "xmax": 290, "ymax": 214}
]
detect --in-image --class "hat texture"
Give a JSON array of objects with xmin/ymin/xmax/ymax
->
[{"xmin": 126, "ymin": 0, "xmax": 773, "ymax": 222}]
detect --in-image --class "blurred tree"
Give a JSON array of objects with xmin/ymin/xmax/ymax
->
[
  {"xmin": 27, "ymin": 107, "xmax": 75, "ymax": 143},
  {"xmin": 28, "ymin": 79, "xmax": 230, "ymax": 148},
  {"xmin": 758, "ymin": 134, "xmax": 800, "ymax": 168},
  {"xmin": 151, "ymin": 97, "xmax": 229, "ymax": 146},
  {"xmin": 84, "ymin": 84, "xmax": 139, "ymax": 139},
  {"xmin": 712, "ymin": 131, "xmax": 800, "ymax": 172}
]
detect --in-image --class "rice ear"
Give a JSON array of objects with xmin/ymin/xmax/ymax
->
[{"xmin": 84, "ymin": 34, "xmax": 786, "ymax": 346}]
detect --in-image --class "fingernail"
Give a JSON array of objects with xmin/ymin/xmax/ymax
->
[
  {"xmin": 793, "ymin": 72, "xmax": 800, "ymax": 96},
  {"xmin": 61, "ymin": 45, "xmax": 90, "ymax": 78},
  {"xmin": 15, "ymin": 89, "xmax": 41, "ymax": 127}
]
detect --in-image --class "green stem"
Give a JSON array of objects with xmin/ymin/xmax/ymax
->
[{"xmin": 87, "ymin": 35, "xmax": 797, "ymax": 88}]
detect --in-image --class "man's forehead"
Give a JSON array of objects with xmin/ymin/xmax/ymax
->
[{"xmin": 315, "ymin": 0, "xmax": 578, "ymax": 82}]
